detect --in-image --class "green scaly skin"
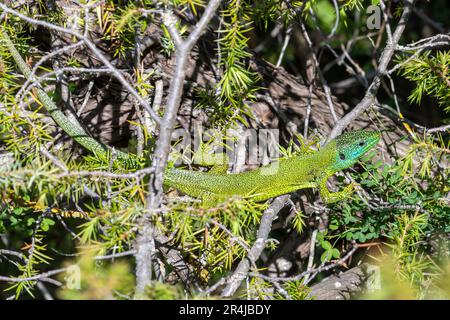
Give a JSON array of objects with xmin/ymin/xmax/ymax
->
[
  {"xmin": 164, "ymin": 131, "xmax": 381, "ymax": 204},
  {"xmin": 0, "ymin": 28, "xmax": 136, "ymax": 167}
]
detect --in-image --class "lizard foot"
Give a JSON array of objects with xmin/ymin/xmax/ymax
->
[{"xmin": 320, "ymin": 181, "xmax": 358, "ymax": 204}]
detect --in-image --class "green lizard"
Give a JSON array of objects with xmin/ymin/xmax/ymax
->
[{"xmin": 164, "ymin": 130, "xmax": 380, "ymax": 203}]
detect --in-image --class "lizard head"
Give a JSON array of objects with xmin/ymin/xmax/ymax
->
[{"xmin": 331, "ymin": 130, "xmax": 380, "ymax": 171}]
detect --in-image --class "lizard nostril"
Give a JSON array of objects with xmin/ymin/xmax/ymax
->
[
  {"xmin": 358, "ymin": 141, "xmax": 365, "ymax": 147},
  {"xmin": 339, "ymin": 153, "xmax": 346, "ymax": 160}
]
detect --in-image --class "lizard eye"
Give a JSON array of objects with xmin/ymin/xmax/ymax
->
[
  {"xmin": 339, "ymin": 153, "xmax": 346, "ymax": 160},
  {"xmin": 358, "ymin": 141, "xmax": 365, "ymax": 147}
]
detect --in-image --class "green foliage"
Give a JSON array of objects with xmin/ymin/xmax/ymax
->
[
  {"xmin": 161, "ymin": 196, "xmax": 266, "ymax": 276},
  {"xmin": 276, "ymin": 280, "xmax": 311, "ymax": 300},
  {"xmin": 316, "ymin": 231, "xmax": 340, "ymax": 263},
  {"xmin": 401, "ymin": 132, "xmax": 450, "ymax": 178},
  {"xmin": 246, "ymin": 277, "xmax": 311, "ymax": 300},
  {"xmin": 196, "ymin": 0, "xmax": 259, "ymax": 126},
  {"xmin": 386, "ymin": 211, "xmax": 432, "ymax": 291},
  {"xmin": 217, "ymin": 0, "xmax": 256, "ymax": 102},
  {"xmin": 291, "ymin": 210, "xmax": 306, "ymax": 234},
  {"xmin": 6, "ymin": 229, "xmax": 53, "ymax": 299},
  {"xmin": 96, "ymin": 1, "xmax": 147, "ymax": 58},
  {"xmin": 396, "ymin": 50, "xmax": 450, "ymax": 112}
]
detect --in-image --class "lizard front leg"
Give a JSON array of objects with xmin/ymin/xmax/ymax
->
[{"xmin": 318, "ymin": 175, "xmax": 357, "ymax": 204}]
